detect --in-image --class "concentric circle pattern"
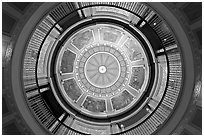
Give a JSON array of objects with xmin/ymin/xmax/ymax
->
[
  {"xmin": 55, "ymin": 24, "xmax": 149, "ymax": 117},
  {"xmin": 85, "ymin": 51, "xmax": 121, "ymax": 88},
  {"xmin": 78, "ymin": 46, "xmax": 125, "ymax": 90},
  {"xmin": 21, "ymin": 2, "xmax": 183, "ymax": 135},
  {"xmin": 77, "ymin": 45, "xmax": 128, "ymax": 97}
]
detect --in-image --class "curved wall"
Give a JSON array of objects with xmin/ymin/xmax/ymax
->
[{"xmin": 2, "ymin": 2, "xmax": 202, "ymax": 135}]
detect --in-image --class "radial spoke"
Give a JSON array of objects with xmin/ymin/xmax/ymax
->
[
  {"xmin": 90, "ymin": 72, "xmax": 98, "ymax": 79},
  {"xmin": 106, "ymin": 74, "xmax": 112, "ymax": 83},
  {"xmin": 107, "ymin": 60, "xmax": 116, "ymax": 67},
  {"xmin": 125, "ymin": 85, "xmax": 140, "ymax": 97},
  {"xmin": 93, "ymin": 56, "xmax": 100, "ymax": 66},
  {"xmin": 107, "ymin": 71, "xmax": 117, "ymax": 77},
  {"xmin": 95, "ymin": 73, "xmax": 101, "ymax": 84},
  {"xmin": 131, "ymin": 58, "xmax": 146, "ymax": 67},
  {"xmin": 101, "ymin": 53, "xmax": 103, "ymax": 65},
  {"xmin": 107, "ymin": 67, "xmax": 119, "ymax": 70},
  {"xmin": 67, "ymin": 43, "xmax": 80, "ymax": 54},
  {"xmin": 106, "ymin": 98, "xmax": 114, "ymax": 113},
  {"xmin": 104, "ymin": 55, "xmax": 110, "ymax": 66},
  {"xmin": 92, "ymin": 28, "xmax": 100, "ymax": 43},
  {"xmin": 88, "ymin": 61, "xmax": 98, "ymax": 67},
  {"xmin": 76, "ymin": 93, "xmax": 87, "ymax": 106},
  {"xmin": 102, "ymin": 74, "xmax": 105, "ymax": 85},
  {"xmin": 86, "ymin": 68, "xmax": 97, "ymax": 72},
  {"xmin": 117, "ymin": 34, "xmax": 129, "ymax": 47},
  {"xmin": 60, "ymin": 73, "xmax": 74, "ymax": 81}
]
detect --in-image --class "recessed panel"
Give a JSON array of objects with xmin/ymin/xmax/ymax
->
[
  {"xmin": 63, "ymin": 79, "xmax": 83, "ymax": 101},
  {"xmin": 129, "ymin": 67, "xmax": 145, "ymax": 90},
  {"xmin": 83, "ymin": 96, "xmax": 106, "ymax": 113},
  {"xmin": 60, "ymin": 50, "xmax": 76, "ymax": 73},
  {"xmin": 99, "ymin": 27, "xmax": 122, "ymax": 43},
  {"xmin": 72, "ymin": 30, "xmax": 94, "ymax": 50},
  {"xmin": 123, "ymin": 39, "xmax": 143, "ymax": 61},
  {"xmin": 111, "ymin": 90, "xmax": 134, "ymax": 110}
]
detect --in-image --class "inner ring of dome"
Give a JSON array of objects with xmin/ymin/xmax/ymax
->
[{"xmin": 84, "ymin": 52, "xmax": 121, "ymax": 88}]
